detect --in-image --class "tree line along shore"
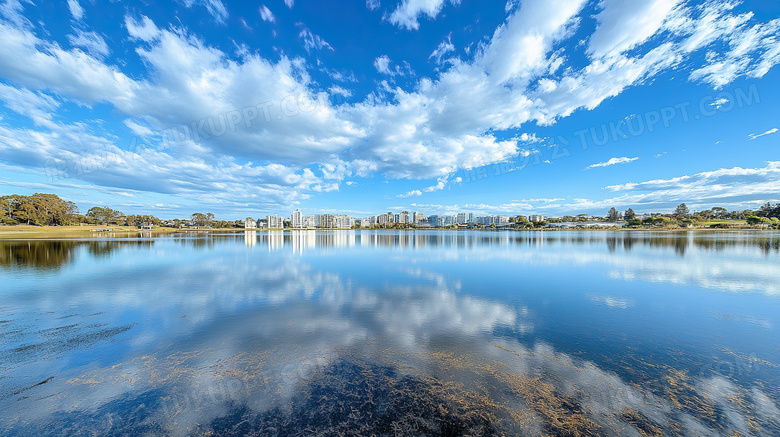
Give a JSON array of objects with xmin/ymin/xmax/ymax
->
[{"xmin": 1, "ymin": 193, "xmax": 779, "ymax": 238}]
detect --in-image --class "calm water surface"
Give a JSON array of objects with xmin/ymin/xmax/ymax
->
[{"xmin": 1, "ymin": 230, "xmax": 779, "ymax": 436}]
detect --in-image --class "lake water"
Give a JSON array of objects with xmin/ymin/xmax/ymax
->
[{"xmin": 1, "ymin": 230, "xmax": 779, "ymax": 436}]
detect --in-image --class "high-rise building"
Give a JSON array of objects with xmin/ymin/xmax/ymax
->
[
  {"xmin": 320, "ymin": 214, "xmax": 335, "ymax": 229},
  {"xmin": 399, "ymin": 211, "xmax": 410, "ymax": 224},
  {"xmin": 267, "ymin": 215, "xmax": 284, "ymax": 229},
  {"xmin": 378, "ymin": 212, "xmax": 394, "ymax": 225},
  {"xmin": 456, "ymin": 212, "xmax": 474, "ymax": 224},
  {"xmin": 291, "ymin": 209, "xmax": 303, "ymax": 229}
]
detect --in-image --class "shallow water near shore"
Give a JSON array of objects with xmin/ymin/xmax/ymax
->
[{"xmin": 1, "ymin": 230, "xmax": 779, "ymax": 436}]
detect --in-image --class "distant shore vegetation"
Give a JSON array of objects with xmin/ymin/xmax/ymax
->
[{"xmin": 1, "ymin": 193, "xmax": 779, "ymax": 230}]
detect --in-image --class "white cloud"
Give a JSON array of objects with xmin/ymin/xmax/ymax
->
[
  {"xmin": 182, "ymin": 0, "xmax": 229, "ymax": 23},
  {"xmin": 328, "ymin": 85, "xmax": 352, "ymax": 98},
  {"xmin": 397, "ymin": 189, "xmax": 422, "ymax": 198},
  {"xmin": 284, "ymin": 0, "xmax": 294, "ymax": 8},
  {"xmin": 0, "ymin": 83, "xmax": 59, "ymax": 126},
  {"xmin": 429, "ymin": 33, "xmax": 454, "ymax": 64},
  {"xmin": 298, "ymin": 27, "xmax": 333, "ymax": 52},
  {"xmin": 748, "ymin": 127, "xmax": 778, "ymax": 140},
  {"xmin": 259, "ymin": 5, "xmax": 275, "ymax": 23},
  {"xmin": 1, "ymin": 0, "xmax": 780, "ymax": 214},
  {"xmin": 123, "ymin": 119, "xmax": 154, "ymax": 137},
  {"xmin": 395, "ymin": 176, "xmax": 453, "ymax": 199},
  {"xmin": 423, "ymin": 176, "xmax": 448, "ymax": 193},
  {"xmin": 321, "ymin": 67, "xmax": 357, "ymax": 83},
  {"xmin": 373, "ymin": 55, "xmax": 393, "ymax": 74},
  {"xmin": 66, "ymin": 0, "xmax": 84, "ymax": 21},
  {"xmin": 366, "ymin": 0, "xmax": 380, "ymax": 11},
  {"xmin": 586, "ymin": 156, "xmax": 639, "ymax": 169},
  {"xmin": 125, "ymin": 15, "xmax": 161, "ymax": 42},
  {"xmin": 600, "ymin": 162, "xmax": 780, "ymax": 210},
  {"xmin": 67, "ymin": 29, "xmax": 109, "ymax": 59},
  {"xmin": 588, "ymin": 0, "xmax": 680, "ymax": 58},
  {"xmin": 709, "ymin": 97, "xmax": 729, "ymax": 109},
  {"xmin": 387, "ymin": 0, "xmax": 459, "ymax": 31},
  {"xmin": 684, "ymin": 4, "xmax": 780, "ymax": 88}
]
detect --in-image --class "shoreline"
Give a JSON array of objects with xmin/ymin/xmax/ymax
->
[
  {"xmin": 0, "ymin": 225, "xmax": 245, "ymax": 240},
  {"xmin": 0, "ymin": 224, "xmax": 774, "ymax": 239}
]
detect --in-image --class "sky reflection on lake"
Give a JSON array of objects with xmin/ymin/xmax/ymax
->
[{"xmin": 1, "ymin": 231, "xmax": 779, "ymax": 436}]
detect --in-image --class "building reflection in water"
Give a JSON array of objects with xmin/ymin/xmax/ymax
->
[
  {"xmin": 254, "ymin": 230, "xmax": 557, "ymax": 253},
  {"xmin": 244, "ymin": 231, "xmax": 256, "ymax": 248},
  {"xmin": 291, "ymin": 230, "xmax": 316, "ymax": 254},
  {"xmin": 267, "ymin": 230, "xmax": 284, "ymax": 252}
]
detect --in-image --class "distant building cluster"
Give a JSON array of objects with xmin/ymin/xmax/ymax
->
[{"xmin": 244, "ymin": 209, "xmax": 522, "ymax": 229}]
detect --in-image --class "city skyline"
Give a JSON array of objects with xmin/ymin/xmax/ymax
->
[{"xmin": 1, "ymin": 1, "xmax": 779, "ymax": 218}]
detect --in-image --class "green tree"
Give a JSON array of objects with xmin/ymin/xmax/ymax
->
[
  {"xmin": 87, "ymin": 206, "xmax": 122, "ymax": 225},
  {"xmin": 627, "ymin": 218, "xmax": 642, "ymax": 227},
  {"xmin": 0, "ymin": 197, "xmax": 12, "ymax": 224},
  {"xmin": 606, "ymin": 207, "xmax": 620, "ymax": 222},
  {"xmin": 674, "ymin": 203, "xmax": 690, "ymax": 218},
  {"xmin": 759, "ymin": 203, "xmax": 780, "ymax": 218},
  {"xmin": 0, "ymin": 193, "xmax": 80, "ymax": 225},
  {"xmin": 709, "ymin": 206, "xmax": 727, "ymax": 219},
  {"xmin": 191, "ymin": 213, "xmax": 207, "ymax": 227},
  {"xmin": 624, "ymin": 208, "xmax": 636, "ymax": 220},
  {"xmin": 644, "ymin": 216, "xmax": 671, "ymax": 227},
  {"xmin": 746, "ymin": 216, "xmax": 771, "ymax": 226}
]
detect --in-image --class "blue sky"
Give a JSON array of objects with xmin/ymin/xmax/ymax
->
[{"xmin": 0, "ymin": 0, "xmax": 778, "ymax": 219}]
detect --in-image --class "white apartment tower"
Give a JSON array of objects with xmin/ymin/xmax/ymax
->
[{"xmin": 291, "ymin": 209, "xmax": 303, "ymax": 229}]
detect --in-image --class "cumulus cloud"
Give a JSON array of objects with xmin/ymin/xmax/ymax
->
[
  {"xmin": 387, "ymin": 0, "xmax": 460, "ymax": 31},
  {"xmin": 373, "ymin": 55, "xmax": 393, "ymax": 74},
  {"xmin": 1, "ymin": 0, "xmax": 780, "ymax": 214},
  {"xmin": 586, "ymin": 156, "xmax": 639, "ymax": 169},
  {"xmin": 397, "ymin": 189, "xmax": 422, "ymax": 198}
]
